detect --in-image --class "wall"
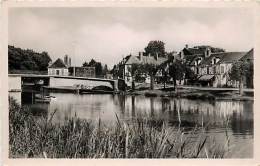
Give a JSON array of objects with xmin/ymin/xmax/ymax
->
[
  {"xmin": 48, "ymin": 68, "xmax": 69, "ymax": 76},
  {"xmin": 8, "ymin": 76, "xmax": 22, "ymax": 105},
  {"xmin": 49, "ymin": 77, "xmax": 113, "ymax": 89},
  {"xmin": 8, "ymin": 76, "xmax": 21, "ymax": 91},
  {"xmin": 69, "ymin": 67, "xmax": 95, "ymax": 77}
]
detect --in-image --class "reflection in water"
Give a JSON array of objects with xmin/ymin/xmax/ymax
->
[{"xmin": 23, "ymin": 92, "xmax": 253, "ymax": 158}]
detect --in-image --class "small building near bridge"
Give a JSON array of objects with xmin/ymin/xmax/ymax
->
[
  {"xmin": 48, "ymin": 58, "xmax": 69, "ymax": 76},
  {"xmin": 68, "ymin": 66, "xmax": 95, "ymax": 78}
]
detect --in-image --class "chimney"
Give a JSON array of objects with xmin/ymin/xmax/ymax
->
[
  {"xmin": 69, "ymin": 57, "xmax": 71, "ymax": 67},
  {"xmin": 185, "ymin": 44, "xmax": 188, "ymax": 49},
  {"xmin": 205, "ymin": 47, "xmax": 211, "ymax": 57},
  {"xmin": 64, "ymin": 55, "xmax": 68, "ymax": 66},
  {"xmin": 139, "ymin": 52, "xmax": 143, "ymax": 62}
]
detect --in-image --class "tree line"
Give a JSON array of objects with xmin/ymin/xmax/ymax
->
[{"xmin": 8, "ymin": 45, "xmax": 52, "ymax": 72}]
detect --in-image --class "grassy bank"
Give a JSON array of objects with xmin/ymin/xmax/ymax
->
[
  {"xmin": 128, "ymin": 88, "xmax": 253, "ymax": 101},
  {"xmin": 9, "ymin": 98, "xmax": 229, "ymax": 158}
]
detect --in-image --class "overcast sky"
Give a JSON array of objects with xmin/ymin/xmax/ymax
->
[{"xmin": 9, "ymin": 7, "xmax": 254, "ymax": 68}]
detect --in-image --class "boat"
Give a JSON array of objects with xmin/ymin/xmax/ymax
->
[
  {"xmin": 79, "ymin": 85, "xmax": 115, "ymax": 94},
  {"xmin": 35, "ymin": 95, "xmax": 56, "ymax": 103},
  {"xmin": 79, "ymin": 89, "xmax": 114, "ymax": 94},
  {"xmin": 35, "ymin": 97, "xmax": 51, "ymax": 103}
]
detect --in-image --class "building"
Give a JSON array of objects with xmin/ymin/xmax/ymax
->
[
  {"xmin": 120, "ymin": 52, "xmax": 168, "ymax": 86},
  {"xmin": 191, "ymin": 49, "xmax": 254, "ymax": 88},
  {"xmin": 68, "ymin": 66, "xmax": 95, "ymax": 78},
  {"xmin": 48, "ymin": 58, "xmax": 69, "ymax": 76},
  {"xmin": 239, "ymin": 48, "xmax": 254, "ymax": 88},
  {"xmin": 196, "ymin": 52, "xmax": 246, "ymax": 87},
  {"xmin": 240, "ymin": 48, "xmax": 253, "ymax": 62},
  {"xmin": 177, "ymin": 45, "xmax": 253, "ymax": 87}
]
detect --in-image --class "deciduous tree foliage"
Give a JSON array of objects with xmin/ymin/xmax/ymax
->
[
  {"xmin": 141, "ymin": 63, "xmax": 158, "ymax": 90},
  {"xmin": 169, "ymin": 60, "xmax": 185, "ymax": 87},
  {"xmin": 144, "ymin": 40, "xmax": 166, "ymax": 57},
  {"xmin": 230, "ymin": 60, "xmax": 254, "ymax": 92},
  {"xmin": 8, "ymin": 45, "xmax": 52, "ymax": 71}
]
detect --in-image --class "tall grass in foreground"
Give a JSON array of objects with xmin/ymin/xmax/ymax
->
[{"xmin": 9, "ymin": 98, "xmax": 229, "ymax": 158}]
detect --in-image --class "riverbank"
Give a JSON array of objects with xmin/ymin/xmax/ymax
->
[
  {"xmin": 127, "ymin": 85, "xmax": 254, "ymax": 101},
  {"xmin": 9, "ymin": 98, "xmax": 228, "ymax": 158}
]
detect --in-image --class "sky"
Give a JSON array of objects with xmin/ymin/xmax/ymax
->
[{"xmin": 8, "ymin": 7, "xmax": 254, "ymax": 68}]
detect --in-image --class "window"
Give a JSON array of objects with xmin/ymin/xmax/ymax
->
[
  {"xmin": 207, "ymin": 67, "xmax": 209, "ymax": 74},
  {"xmin": 221, "ymin": 66, "xmax": 225, "ymax": 74},
  {"xmin": 213, "ymin": 66, "xmax": 216, "ymax": 74},
  {"xmin": 56, "ymin": 70, "xmax": 60, "ymax": 75}
]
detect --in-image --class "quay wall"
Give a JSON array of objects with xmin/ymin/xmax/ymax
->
[
  {"xmin": 8, "ymin": 76, "xmax": 21, "ymax": 92},
  {"xmin": 8, "ymin": 76, "xmax": 22, "ymax": 105}
]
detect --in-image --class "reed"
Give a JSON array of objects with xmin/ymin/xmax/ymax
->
[{"xmin": 9, "ymin": 97, "xmax": 228, "ymax": 158}]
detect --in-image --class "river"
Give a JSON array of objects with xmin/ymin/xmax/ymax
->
[{"xmin": 22, "ymin": 92, "xmax": 253, "ymax": 158}]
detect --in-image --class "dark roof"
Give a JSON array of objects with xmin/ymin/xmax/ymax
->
[
  {"xmin": 182, "ymin": 46, "xmax": 225, "ymax": 58},
  {"xmin": 240, "ymin": 48, "xmax": 253, "ymax": 61},
  {"xmin": 187, "ymin": 48, "xmax": 205, "ymax": 55},
  {"xmin": 219, "ymin": 52, "xmax": 246, "ymax": 63},
  {"xmin": 184, "ymin": 54, "xmax": 197, "ymax": 65},
  {"xmin": 189, "ymin": 56, "xmax": 204, "ymax": 66},
  {"xmin": 49, "ymin": 58, "xmax": 67, "ymax": 68},
  {"xmin": 200, "ymin": 53, "xmax": 225, "ymax": 66},
  {"xmin": 199, "ymin": 52, "xmax": 246, "ymax": 66},
  {"xmin": 125, "ymin": 54, "xmax": 167, "ymax": 66}
]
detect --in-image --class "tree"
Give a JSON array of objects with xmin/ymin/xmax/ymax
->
[
  {"xmin": 89, "ymin": 59, "xmax": 97, "ymax": 66},
  {"xmin": 141, "ymin": 63, "xmax": 158, "ymax": 90},
  {"xmin": 246, "ymin": 61, "xmax": 254, "ymax": 88},
  {"xmin": 230, "ymin": 61, "xmax": 253, "ymax": 95},
  {"xmin": 169, "ymin": 60, "xmax": 185, "ymax": 92},
  {"xmin": 8, "ymin": 45, "xmax": 52, "ymax": 72},
  {"xmin": 128, "ymin": 64, "xmax": 140, "ymax": 90},
  {"xmin": 82, "ymin": 61, "xmax": 89, "ymax": 67},
  {"xmin": 157, "ymin": 65, "xmax": 169, "ymax": 89},
  {"xmin": 144, "ymin": 40, "xmax": 166, "ymax": 57},
  {"xmin": 184, "ymin": 66, "xmax": 196, "ymax": 85},
  {"xmin": 35, "ymin": 51, "xmax": 52, "ymax": 70},
  {"xmin": 102, "ymin": 64, "xmax": 109, "ymax": 75}
]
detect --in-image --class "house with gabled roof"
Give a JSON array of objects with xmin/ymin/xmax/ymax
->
[
  {"xmin": 196, "ymin": 51, "xmax": 250, "ymax": 87},
  {"xmin": 48, "ymin": 58, "xmax": 69, "ymax": 76},
  {"xmin": 120, "ymin": 52, "xmax": 168, "ymax": 86},
  {"xmin": 240, "ymin": 48, "xmax": 253, "ymax": 62}
]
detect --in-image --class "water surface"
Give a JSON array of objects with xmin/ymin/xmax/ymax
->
[{"xmin": 24, "ymin": 93, "xmax": 253, "ymax": 158}]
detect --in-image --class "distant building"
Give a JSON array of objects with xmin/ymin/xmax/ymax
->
[
  {"xmin": 48, "ymin": 58, "xmax": 69, "ymax": 76},
  {"xmin": 68, "ymin": 66, "xmax": 95, "ymax": 78},
  {"xmin": 186, "ymin": 47, "xmax": 253, "ymax": 88},
  {"xmin": 196, "ymin": 52, "xmax": 246, "ymax": 87},
  {"xmin": 120, "ymin": 52, "xmax": 168, "ymax": 86},
  {"xmin": 240, "ymin": 48, "xmax": 253, "ymax": 62}
]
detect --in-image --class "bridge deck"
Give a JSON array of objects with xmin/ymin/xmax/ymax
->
[{"xmin": 8, "ymin": 74, "xmax": 115, "ymax": 82}]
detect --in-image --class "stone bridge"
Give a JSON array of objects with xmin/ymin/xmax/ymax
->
[
  {"xmin": 8, "ymin": 74, "xmax": 124, "ymax": 104},
  {"xmin": 8, "ymin": 74, "xmax": 118, "ymax": 92}
]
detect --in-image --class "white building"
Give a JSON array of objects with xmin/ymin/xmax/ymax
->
[{"xmin": 48, "ymin": 58, "xmax": 69, "ymax": 76}]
